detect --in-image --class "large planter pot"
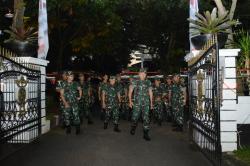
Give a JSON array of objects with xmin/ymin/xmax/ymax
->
[
  {"xmin": 4, "ymin": 40, "xmax": 37, "ymax": 57},
  {"xmin": 191, "ymin": 33, "xmax": 228, "ymax": 50}
]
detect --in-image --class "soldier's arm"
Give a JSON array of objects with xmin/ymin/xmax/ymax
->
[
  {"xmin": 102, "ymin": 91, "xmax": 106, "ymax": 109},
  {"xmin": 149, "ymin": 88, "xmax": 153, "ymax": 109},
  {"xmin": 128, "ymin": 85, "xmax": 134, "ymax": 107},
  {"xmin": 60, "ymin": 89, "xmax": 69, "ymax": 108},
  {"xmin": 88, "ymin": 87, "xmax": 92, "ymax": 97},
  {"xmin": 168, "ymin": 90, "xmax": 172, "ymax": 105},
  {"xmin": 124, "ymin": 88, "xmax": 128, "ymax": 98},
  {"xmin": 56, "ymin": 88, "xmax": 61, "ymax": 93},
  {"xmin": 98, "ymin": 86, "xmax": 101, "ymax": 101},
  {"xmin": 117, "ymin": 92, "xmax": 121, "ymax": 103},
  {"xmin": 183, "ymin": 88, "xmax": 187, "ymax": 105},
  {"xmin": 77, "ymin": 86, "xmax": 82, "ymax": 100}
]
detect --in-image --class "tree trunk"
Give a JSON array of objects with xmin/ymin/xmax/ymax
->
[
  {"xmin": 227, "ymin": 0, "xmax": 238, "ymax": 44},
  {"xmin": 229, "ymin": 0, "xmax": 238, "ymax": 20},
  {"xmin": 13, "ymin": 0, "xmax": 25, "ymax": 34},
  {"xmin": 213, "ymin": 0, "xmax": 227, "ymax": 16},
  {"xmin": 214, "ymin": 0, "xmax": 238, "ymax": 45}
]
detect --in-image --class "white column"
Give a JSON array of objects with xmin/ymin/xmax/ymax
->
[{"xmin": 219, "ymin": 49, "xmax": 240, "ymax": 152}]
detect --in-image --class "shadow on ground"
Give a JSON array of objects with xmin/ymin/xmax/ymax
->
[{"xmin": 1, "ymin": 118, "xmax": 212, "ymax": 166}]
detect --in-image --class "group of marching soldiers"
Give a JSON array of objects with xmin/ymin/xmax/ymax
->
[{"xmin": 56, "ymin": 69, "xmax": 187, "ymax": 141}]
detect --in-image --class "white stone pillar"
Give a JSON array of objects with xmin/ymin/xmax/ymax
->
[
  {"xmin": 20, "ymin": 57, "xmax": 50, "ymax": 135},
  {"xmin": 219, "ymin": 49, "xmax": 240, "ymax": 152}
]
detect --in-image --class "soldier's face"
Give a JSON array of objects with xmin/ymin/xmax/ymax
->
[
  {"xmin": 103, "ymin": 75, "xmax": 108, "ymax": 81},
  {"xmin": 110, "ymin": 79, "xmax": 116, "ymax": 85},
  {"xmin": 117, "ymin": 76, "xmax": 121, "ymax": 82},
  {"xmin": 139, "ymin": 72, "xmax": 146, "ymax": 80},
  {"xmin": 67, "ymin": 75, "xmax": 74, "ymax": 82},
  {"xmin": 79, "ymin": 75, "xmax": 85, "ymax": 81},
  {"xmin": 155, "ymin": 80, "xmax": 161, "ymax": 86},
  {"xmin": 173, "ymin": 76, "xmax": 180, "ymax": 83},
  {"xmin": 62, "ymin": 74, "xmax": 67, "ymax": 81},
  {"xmin": 167, "ymin": 79, "xmax": 172, "ymax": 84}
]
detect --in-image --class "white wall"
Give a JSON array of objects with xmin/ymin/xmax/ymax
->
[{"xmin": 236, "ymin": 96, "xmax": 250, "ymax": 124}]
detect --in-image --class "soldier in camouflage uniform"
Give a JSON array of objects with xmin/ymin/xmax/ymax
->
[
  {"xmin": 60, "ymin": 71, "xmax": 82, "ymax": 134},
  {"xmin": 129, "ymin": 69, "xmax": 153, "ymax": 141},
  {"xmin": 99, "ymin": 74, "xmax": 109, "ymax": 120},
  {"xmin": 163, "ymin": 76, "xmax": 173, "ymax": 122},
  {"xmin": 126, "ymin": 76, "xmax": 134, "ymax": 121},
  {"xmin": 56, "ymin": 71, "xmax": 68, "ymax": 127},
  {"xmin": 115, "ymin": 74, "xmax": 127, "ymax": 120},
  {"xmin": 152, "ymin": 77, "xmax": 165, "ymax": 126},
  {"xmin": 102, "ymin": 76, "xmax": 121, "ymax": 132},
  {"xmin": 78, "ymin": 73, "xmax": 93, "ymax": 125},
  {"xmin": 169, "ymin": 74, "xmax": 186, "ymax": 132}
]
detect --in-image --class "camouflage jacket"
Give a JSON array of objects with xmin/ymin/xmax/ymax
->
[
  {"xmin": 152, "ymin": 84, "xmax": 165, "ymax": 102},
  {"xmin": 100, "ymin": 82, "xmax": 108, "ymax": 93},
  {"xmin": 116, "ymin": 81, "xmax": 126, "ymax": 97},
  {"xmin": 171, "ymin": 83, "xmax": 184, "ymax": 106},
  {"xmin": 103, "ymin": 84, "xmax": 119, "ymax": 107},
  {"xmin": 63, "ymin": 81, "xmax": 80, "ymax": 104},
  {"xmin": 131, "ymin": 79, "xmax": 152, "ymax": 105},
  {"xmin": 79, "ymin": 81, "xmax": 91, "ymax": 103},
  {"xmin": 163, "ymin": 83, "xmax": 172, "ymax": 101}
]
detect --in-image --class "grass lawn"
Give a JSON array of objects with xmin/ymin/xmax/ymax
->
[{"xmin": 234, "ymin": 147, "xmax": 250, "ymax": 166}]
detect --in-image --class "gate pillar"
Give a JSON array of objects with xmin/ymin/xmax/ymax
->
[{"xmin": 219, "ymin": 49, "xmax": 240, "ymax": 152}]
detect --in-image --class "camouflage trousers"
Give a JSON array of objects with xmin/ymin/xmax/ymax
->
[
  {"xmin": 79, "ymin": 99, "xmax": 92, "ymax": 120},
  {"xmin": 154, "ymin": 101, "xmax": 164, "ymax": 122},
  {"xmin": 164, "ymin": 102, "xmax": 172, "ymax": 119},
  {"xmin": 105, "ymin": 105, "xmax": 119, "ymax": 125},
  {"xmin": 131, "ymin": 103, "xmax": 150, "ymax": 130},
  {"xmin": 119, "ymin": 102, "xmax": 130, "ymax": 119},
  {"xmin": 172, "ymin": 103, "xmax": 184, "ymax": 126},
  {"xmin": 62, "ymin": 103, "xmax": 80, "ymax": 126}
]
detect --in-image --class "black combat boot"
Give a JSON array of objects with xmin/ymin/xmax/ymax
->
[
  {"xmin": 172, "ymin": 122, "xmax": 178, "ymax": 127},
  {"xmin": 158, "ymin": 121, "xmax": 162, "ymax": 126},
  {"xmin": 66, "ymin": 126, "xmax": 71, "ymax": 134},
  {"xmin": 114, "ymin": 124, "xmax": 121, "ymax": 133},
  {"xmin": 104, "ymin": 123, "xmax": 108, "ymax": 129},
  {"xmin": 80, "ymin": 116, "xmax": 83, "ymax": 124},
  {"xmin": 172, "ymin": 125, "xmax": 183, "ymax": 132},
  {"xmin": 143, "ymin": 130, "xmax": 151, "ymax": 141},
  {"xmin": 130, "ymin": 126, "xmax": 136, "ymax": 135},
  {"xmin": 75, "ymin": 125, "xmax": 80, "ymax": 135}
]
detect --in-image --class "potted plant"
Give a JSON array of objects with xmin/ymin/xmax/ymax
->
[
  {"xmin": 4, "ymin": 0, "xmax": 38, "ymax": 57},
  {"xmin": 188, "ymin": 7, "xmax": 238, "ymax": 50},
  {"xmin": 234, "ymin": 29, "xmax": 250, "ymax": 94}
]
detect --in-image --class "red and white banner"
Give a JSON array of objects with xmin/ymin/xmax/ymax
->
[
  {"xmin": 189, "ymin": 0, "xmax": 199, "ymax": 51},
  {"xmin": 38, "ymin": 0, "xmax": 49, "ymax": 59}
]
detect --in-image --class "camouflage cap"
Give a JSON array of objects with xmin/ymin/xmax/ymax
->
[
  {"xmin": 139, "ymin": 68, "xmax": 147, "ymax": 73},
  {"xmin": 61, "ymin": 70, "xmax": 68, "ymax": 75},
  {"xmin": 129, "ymin": 75, "xmax": 134, "ymax": 79},
  {"xmin": 165, "ymin": 75, "xmax": 172, "ymax": 79},
  {"xmin": 154, "ymin": 76, "xmax": 161, "ymax": 81},
  {"xmin": 109, "ymin": 75, "xmax": 116, "ymax": 80},
  {"xmin": 66, "ymin": 71, "xmax": 74, "ymax": 76},
  {"xmin": 173, "ymin": 73, "xmax": 180, "ymax": 77}
]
